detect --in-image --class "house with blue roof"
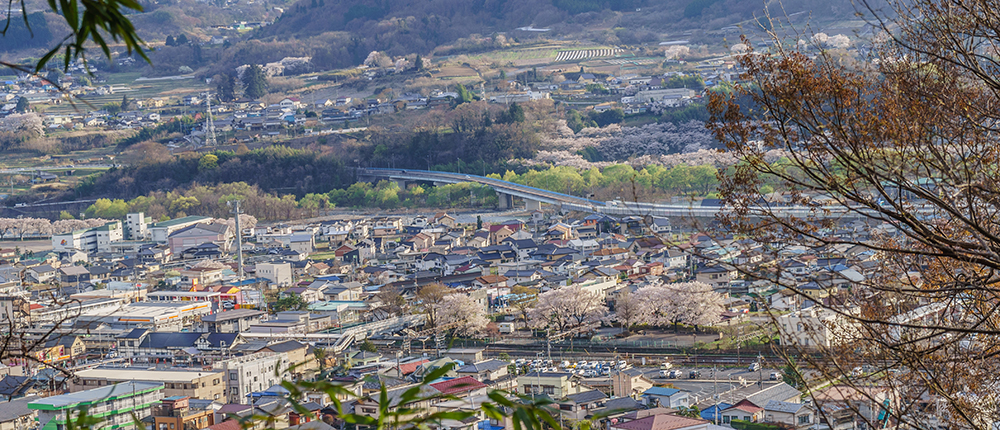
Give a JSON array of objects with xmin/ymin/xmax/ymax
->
[
  {"xmin": 641, "ymin": 386, "xmax": 690, "ymax": 408},
  {"xmin": 700, "ymin": 402, "xmax": 731, "ymax": 423}
]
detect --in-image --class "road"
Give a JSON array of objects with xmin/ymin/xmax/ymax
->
[{"xmin": 0, "ymin": 164, "xmax": 114, "ymax": 174}]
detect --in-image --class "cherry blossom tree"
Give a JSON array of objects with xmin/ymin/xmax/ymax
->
[
  {"xmin": 636, "ymin": 282, "xmax": 724, "ymax": 331},
  {"xmin": 610, "ymin": 287, "xmax": 645, "ymax": 333},
  {"xmin": 827, "ymin": 34, "xmax": 851, "ymax": 49},
  {"xmin": 529, "ymin": 285, "xmax": 607, "ymax": 332},
  {"xmin": 811, "ymin": 32, "xmax": 830, "ymax": 45},
  {"xmin": 435, "ymin": 294, "xmax": 489, "ymax": 337},
  {"xmin": 10, "ymin": 218, "xmax": 51, "ymax": 240},
  {"xmin": 51, "ymin": 219, "xmax": 111, "ymax": 234},
  {"xmin": 212, "ymin": 214, "xmax": 258, "ymax": 236}
]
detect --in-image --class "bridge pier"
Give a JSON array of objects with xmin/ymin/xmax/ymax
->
[
  {"xmin": 525, "ymin": 199, "xmax": 542, "ymax": 211},
  {"xmin": 394, "ymin": 179, "xmax": 407, "ymax": 189},
  {"xmin": 497, "ymin": 192, "xmax": 514, "ymax": 209}
]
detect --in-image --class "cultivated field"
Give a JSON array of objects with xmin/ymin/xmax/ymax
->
[{"xmin": 555, "ymin": 48, "xmax": 623, "ymax": 62}]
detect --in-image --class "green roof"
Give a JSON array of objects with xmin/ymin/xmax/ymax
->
[{"xmin": 28, "ymin": 381, "xmax": 162, "ymax": 411}]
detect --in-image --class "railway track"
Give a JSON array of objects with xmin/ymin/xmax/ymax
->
[{"xmin": 405, "ymin": 342, "xmax": 799, "ymax": 366}]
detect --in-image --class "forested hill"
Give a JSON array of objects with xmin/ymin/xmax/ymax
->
[{"xmin": 258, "ymin": 0, "xmax": 858, "ymax": 59}]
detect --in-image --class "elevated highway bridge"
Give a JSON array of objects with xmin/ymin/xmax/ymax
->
[{"xmin": 357, "ymin": 168, "xmax": 878, "ymax": 220}]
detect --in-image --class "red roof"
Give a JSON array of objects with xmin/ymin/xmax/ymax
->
[
  {"xmin": 430, "ymin": 376, "xmax": 487, "ymax": 395},
  {"xmin": 29, "ymin": 304, "xmax": 44, "ymax": 310},
  {"xmin": 724, "ymin": 399, "xmax": 764, "ymax": 413},
  {"xmin": 207, "ymin": 420, "xmax": 242, "ymax": 430},
  {"xmin": 397, "ymin": 359, "xmax": 430, "ymax": 376}
]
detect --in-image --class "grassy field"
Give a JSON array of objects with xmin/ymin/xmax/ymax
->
[{"xmin": 39, "ymin": 74, "xmax": 209, "ymax": 116}]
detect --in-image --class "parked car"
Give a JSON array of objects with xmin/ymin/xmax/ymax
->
[
  {"xmin": 669, "ymin": 370, "xmax": 682, "ymax": 378},
  {"xmin": 689, "ymin": 370, "xmax": 702, "ymax": 379},
  {"xmin": 748, "ymin": 362, "xmax": 761, "ymax": 372},
  {"xmin": 770, "ymin": 372, "xmax": 781, "ymax": 381}
]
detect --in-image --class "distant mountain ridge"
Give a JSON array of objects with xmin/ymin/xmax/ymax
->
[{"xmin": 257, "ymin": 0, "xmax": 860, "ymax": 61}]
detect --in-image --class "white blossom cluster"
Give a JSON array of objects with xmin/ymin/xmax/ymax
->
[
  {"xmin": 597, "ymin": 121, "xmax": 717, "ymax": 159},
  {"xmin": 0, "ymin": 113, "xmax": 44, "ymax": 137}
]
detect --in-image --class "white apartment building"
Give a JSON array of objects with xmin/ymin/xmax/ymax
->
[
  {"xmin": 213, "ymin": 351, "xmax": 291, "ymax": 404},
  {"xmin": 125, "ymin": 212, "xmax": 150, "ymax": 240},
  {"xmin": 256, "ymin": 262, "xmax": 292, "ymax": 287},
  {"xmin": 51, "ymin": 221, "xmax": 124, "ymax": 253}
]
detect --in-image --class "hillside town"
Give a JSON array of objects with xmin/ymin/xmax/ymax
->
[
  {"xmin": 0, "ymin": 205, "xmax": 907, "ymax": 430},
  {"xmin": 0, "ymin": 58, "xmax": 720, "ymax": 145}
]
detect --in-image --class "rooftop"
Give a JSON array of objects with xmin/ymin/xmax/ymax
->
[
  {"xmin": 29, "ymin": 381, "xmax": 163, "ymax": 411},
  {"xmin": 74, "ymin": 368, "xmax": 222, "ymax": 382}
]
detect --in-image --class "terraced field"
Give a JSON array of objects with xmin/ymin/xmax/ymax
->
[{"xmin": 39, "ymin": 73, "xmax": 208, "ymax": 116}]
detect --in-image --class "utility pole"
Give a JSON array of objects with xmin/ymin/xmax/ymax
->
[{"xmin": 713, "ymin": 364, "xmax": 718, "ymax": 425}]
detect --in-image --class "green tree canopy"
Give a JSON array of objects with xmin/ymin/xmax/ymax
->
[
  {"xmin": 85, "ymin": 198, "xmax": 128, "ymax": 218},
  {"xmin": 242, "ymin": 65, "xmax": 268, "ymax": 100}
]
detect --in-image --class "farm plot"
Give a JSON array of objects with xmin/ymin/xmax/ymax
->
[{"xmin": 555, "ymin": 49, "xmax": 623, "ymax": 62}]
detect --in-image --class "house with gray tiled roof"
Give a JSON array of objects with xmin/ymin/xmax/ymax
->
[{"xmin": 762, "ymin": 400, "xmax": 816, "ymax": 429}]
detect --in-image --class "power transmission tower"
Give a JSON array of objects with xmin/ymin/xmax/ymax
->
[{"xmin": 204, "ymin": 92, "xmax": 217, "ymax": 146}]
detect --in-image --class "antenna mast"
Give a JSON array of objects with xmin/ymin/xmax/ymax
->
[{"xmin": 204, "ymin": 92, "xmax": 217, "ymax": 146}]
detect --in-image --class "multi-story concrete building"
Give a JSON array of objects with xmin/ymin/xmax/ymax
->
[
  {"xmin": 51, "ymin": 221, "xmax": 124, "ymax": 253},
  {"xmin": 70, "ymin": 368, "xmax": 226, "ymax": 402},
  {"xmin": 256, "ymin": 262, "xmax": 292, "ymax": 287},
  {"xmin": 124, "ymin": 212, "xmax": 150, "ymax": 240},
  {"xmin": 150, "ymin": 396, "xmax": 215, "ymax": 430},
  {"xmin": 213, "ymin": 352, "xmax": 291, "ymax": 404},
  {"xmin": 29, "ymin": 381, "xmax": 164, "ymax": 430}
]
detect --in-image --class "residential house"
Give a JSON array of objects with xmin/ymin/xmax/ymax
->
[
  {"xmin": 610, "ymin": 413, "xmax": 710, "ymax": 430},
  {"xmin": 0, "ymin": 395, "xmax": 38, "ymax": 430},
  {"xmin": 611, "ymin": 369, "xmax": 654, "ymax": 399},
  {"xmin": 455, "ymin": 360, "xmax": 510, "ymax": 383},
  {"xmin": 517, "ymin": 372, "xmax": 587, "ymax": 398},
  {"xmin": 762, "ymin": 400, "xmax": 816, "ymax": 429},
  {"xmin": 642, "ymin": 387, "xmax": 690, "ymax": 409},
  {"xmin": 558, "ymin": 390, "xmax": 607, "ymax": 421},
  {"xmin": 720, "ymin": 399, "xmax": 765, "ymax": 425}
]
